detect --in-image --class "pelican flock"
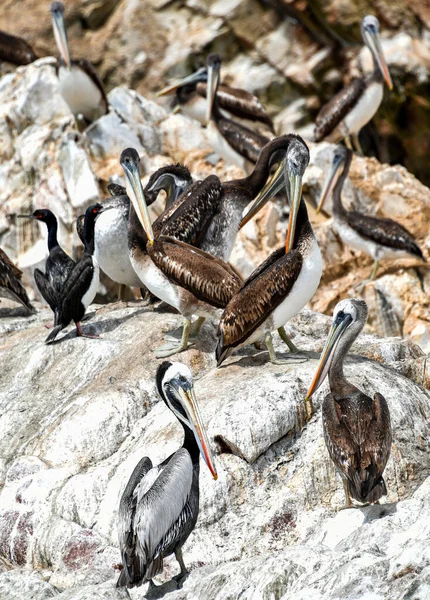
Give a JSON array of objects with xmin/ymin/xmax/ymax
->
[{"xmin": 0, "ymin": 5, "xmax": 427, "ymax": 596}]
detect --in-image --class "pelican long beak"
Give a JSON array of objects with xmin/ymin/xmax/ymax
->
[
  {"xmin": 178, "ymin": 386, "xmax": 218, "ymax": 480},
  {"xmin": 206, "ymin": 60, "xmax": 220, "ymax": 125},
  {"xmin": 121, "ymin": 160, "xmax": 154, "ymax": 244},
  {"xmin": 239, "ymin": 160, "xmax": 286, "ymax": 229},
  {"xmin": 51, "ymin": 6, "xmax": 71, "ymax": 69},
  {"xmin": 305, "ymin": 313, "xmax": 352, "ymax": 400},
  {"xmin": 316, "ymin": 152, "xmax": 345, "ymax": 214},
  {"xmin": 158, "ymin": 67, "xmax": 207, "ymax": 97},
  {"xmin": 365, "ymin": 28, "xmax": 393, "ymax": 90},
  {"xmin": 285, "ymin": 170, "xmax": 303, "ymax": 253}
]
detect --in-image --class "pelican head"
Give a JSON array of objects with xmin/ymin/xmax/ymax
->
[
  {"xmin": 316, "ymin": 145, "xmax": 349, "ymax": 214},
  {"xmin": 158, "ymin": 66, "xmax": 207, "ymax": 97},
  {"xmin": 143, "ymin": 164, "xmax": 192, "ymax": 208},
  {"xmin": 120, "ymin": 148, "xmax": 154, "ymax": 244},
  {"xmin": 206, "ymin": 53, "xmax": 221, "ymax": 124},
  {"xmin": 361, "ymin": 15, "xmax": 393, "ymax": 90},
  {"xmin": 306, "ymin": 298, "xmax": 368, "ymax": 400},
  {"xmin": 156, "ymin": 361, "xmax": 218, "ymax": 480},
  {"xmin": 50, "ymin": 1, "xmax": 71, "ymax": 69},
  {"xmin": 240, "ymin": 135, "xmax": 309, "ymax": 252}
]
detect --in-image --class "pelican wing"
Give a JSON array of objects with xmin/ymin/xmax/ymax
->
[
  {"xmin": 197, "ymin": 82, "xmax": 275, "ymax": 132},
  {"xmin": 157, "ymin": 175, "xmax": 224, "ymax": 246},
  {"xmin": 0, "ymin": 248, "xmax": 34, "ymax": 311},
  {"xmin": 216, "ymin": 118, "xmax": 270, "ymax": 164},
  {"xmin": 314, "ymin": 78, "xmax": 365, "ymax": 141},
  {"xmin": 218, "ymin": 248, "xmax": 303, "ymax": 349},
  {"xmin": 133, "ymin": 449, "xmax": 194, "ymax": 580},
  {"xmin": 152, "ymin": 180, "xmax": 202, "ymax": 236},
  {"xmin": 149, "ymin": 236, "xmax": 243, "ymax": 308},
  {"xmin": 0, "ymin": 30, "xmax": 36, "ymax": 65},
  {"xmin": 73, "ymin": 58, "xmax": 108, "ymax": 111},
  {"xmin": 322, "ymin": 391, "xmax": 392, "ymax": 503},
  {"xmin": 347, "ymin": 212, "xmax": 424, "ymax": 259}
]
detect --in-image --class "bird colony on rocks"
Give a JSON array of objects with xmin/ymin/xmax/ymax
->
[{"xmin": 0, "ymin": 2, "xmax": 429, "ymax": 600}]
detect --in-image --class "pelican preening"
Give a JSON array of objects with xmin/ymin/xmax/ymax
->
[
  {"xmin": 159, "ymin": 55, "xmax": 275, "ymax": 134},
  {"xmin": 306, "ymin": 299, "xmax": 392, "ymax": 506},
  {"xmin": 18, "ymin": 209, "xmax": 75, "ymax": 314},
  {"xmin": 217, "ymin": 137, "xmax": 323, "ymax": 365},
  {"xmin": 50, "ymin": 1, "xmax": 108, "ymax": 123},
  {"xmin": 314, "ymin": 15, "xmax": 393, "ymax": 154},
  {"xmin": 0, "ymin": 248, "xmax": 34, "ymax": 313},
  {"xmin": 117, "ymin": 361, "xmax": 217, "ymax": 589},
  {"xmin": 46, "ymin": 203, "xmax": 109, "ymax": 343},
  {"xmin": 317, "ymin": 145, "xmax": 425, "ymax": 285}
]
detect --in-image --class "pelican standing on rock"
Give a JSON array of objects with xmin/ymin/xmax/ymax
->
[
  {"xmin": 216, "ymin": 137, "xmax": 323, "ymax": 365},
  {"xmin": 46, "ymin": 204, "xmax": 108, "ymax": 343},
  {"xmin": 0, "ymin": 248, "xmax": 34, "ymax": 313},
  {"xmin": 122, "ymin": 148, "xmax": 243, "ymax": 357},
  {"xmin": 117, "ymin": 361, "xmax": 217, "ymax": 589},
  {"xmin": 18, "ymin": 209, "xmax": 74, "ymax": 314},
  {"xmin": 306, "ymin": 298, "xmax": 392, "ymax": 506},
  {"xmin": 50, "ymin": 1, "xmax": 108, "ymax": 123},
  {"xmin": 314, "ymin": 15, "xmax": 393, "ymax": 153},
  {"xmin": 317, "ymin": 145, "xmax": 425, "ymax": 286}
]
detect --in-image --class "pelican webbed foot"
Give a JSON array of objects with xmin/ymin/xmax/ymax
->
[
  {"xmin": 277, "ymin": 327, "xmax": 309, "ymax": 361},
  {"xmin": 265, "ymin": 332, "xmax": 307, "ymax": 365},
  {"xmin": 155, "ymin": 319, "xmax": 193, "ymax": 358}
]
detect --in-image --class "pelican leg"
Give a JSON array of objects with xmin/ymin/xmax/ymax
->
[
  {"xmin": 342, "ymin": 479, "xmax": 353, "ymax": 509},
  {"xmin": 351, "ymin": 134, "xmax": 364, "ymax": 155},
  {"xmin": 264, "ymin": 332, "xmax": 306, "ymax": 365},
  {"xmin": 369, "ymin": 260, "xmax": 380, "ymax": 281},
  {"xmin": 174, "ymin": 547, "xmax": 189, "ymax": 582},
  {"xmin": 76, "ymin": 321, "xmax": 100, "ymax": 339},
  {"xmin": 118, "ymin": 284, "xmax": 126, "ymax": 302},
  {"xmin": 278, "ymin": 327, "xmax": 308, "ymax": 360},
  {"xmin": 189, "ymin": 316, "xmax": 205, "ymax": 340},
  {"xmin": 155, "ymin": 319, "xmax": 192, "ymax": 358},
  {"xmin": 354, "ymin": 260, "xmax": 380, "ymax": 294}
]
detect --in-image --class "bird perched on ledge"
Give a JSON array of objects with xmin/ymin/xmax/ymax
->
[
  {"xmin": 314, "ymin": 15, "xmax": 393, "ymax": 154},
  {"xmin": 306, "ymin": 298, "xmax": 392, "ymax": 507},
  {"xmin": 117, "ymin": 361, "xmax": 217, "ymax": 590}
]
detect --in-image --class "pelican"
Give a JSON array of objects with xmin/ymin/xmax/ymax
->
[
  {"xmin": 0, "ymin": 30, "xmax": 36, "ymax": 65},
  {"xmin": 76, "ymin": 164, "xmax": 194, "ymax": 300},
  {"xmin": 122, "ymin": 148, "xmax": 243, "ymax": 357},
  {"xmin": 46, "ymin": 204, "xmax": 109, "ymax": 343},
  {"xmin": 50, "ymin": 1, "xmax": 107, "ymax": 123},
  {"xmin": 18, "ymin": 209, "xmax": 74, "ymax": 314},
  {"xmin": 306, "ymin": 298, "xmax": 392, "ymax": 506},
  {"xmin": 159, "ymin": 56, "xmax": 274, "ymax": 133},
  {"xmin": 216, "ymin": 137, "xmax": 323, "ymax": 365},
  {"xmin": 317, "ymin": 145, "xmax": 425, "ymax": 286},
  {"xmin": 117, "ymin": 361, "xmax": 217, "ymax": 589},
  {"xmin": 0, "ymin": 248, "xmax": 34, "ymax": 313},
  {"xmin": 205, "ymin": 54, "xmax": 271, "ymax": 171},
  {"xmin": 314, "ymin": 15, "xmax": 393, "ymax": 153}
]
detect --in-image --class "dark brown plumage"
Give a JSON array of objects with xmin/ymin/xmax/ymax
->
[
  {"xmin": 0, "ymin": 248, "xmax": 34, "ymax": 313},
  {"xmin": 214, "ymin": 117, "xmax": 271, "ymax": 164},
  {"xmin": 314, "ymin": 78, "xmax": 365, "ymax": 142},
  {"xmin": 0, "ymin": 30, "xmax": 36, "ymax": 65}
]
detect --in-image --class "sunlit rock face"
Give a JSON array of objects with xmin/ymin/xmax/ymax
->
[{"xmin": 0, "ymin": 304, "xmax": 430, "ymax": 598}]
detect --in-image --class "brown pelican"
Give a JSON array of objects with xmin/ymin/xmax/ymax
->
[
  {"xmin": 50, "ymin": 2, "xmax": 108, "ymax": 123},
  {"xmin": 0, "ymin": 248, "xmax": 34, "ymax": 313},
  {"xmin": 0, "ymin": 30, "xmax": 36, "ymax": 66},
  {"xmin": 305, "ymin": 298, "xmax": 392, "ymax": 506},
  {"xmin": 18, "ymin": 209, "xmax": 74, "ymax": 314},
  {"xmin": 76, "ymin": 165, "xmax": 194, "ymax": 299},
  {"xmin": 216, "ymin": 137, "xmax": 323, "ymax": 365},
  {"xmin": 205, "ymin": 54, "xmax": 271, "ymax": 170},
  {"xmin": 314, "ymin": 15, "xmax": 393, "ymax": 153},
  {"xmin": 122, "ymin": 148, "xmax": 243, "ymax": 357},
  {"xmin": 317, "ymin": 145, "xmax": 425, "ymax": 286},
  {"xmin": 117, "ymin": 361, "xmax": 217, "ymax": 589},
  {"xmin": 159, "ymin": 57, "xmax": 274, "ymax": 133},
  {"xmin": 46, "ymin": 204, "xmax": 109, "ymax": 343}
]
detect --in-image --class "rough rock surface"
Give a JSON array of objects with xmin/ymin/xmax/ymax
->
[{"xmin": 0, "ymin": 304, "xmax": 429, "ymax": 598}]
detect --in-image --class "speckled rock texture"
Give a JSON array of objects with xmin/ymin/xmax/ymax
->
[{"xmin": 0, "ymin": 304, "xmax": 429, "ymax": 599}]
